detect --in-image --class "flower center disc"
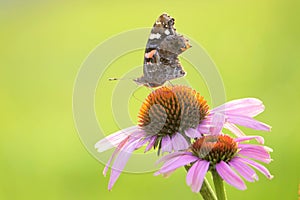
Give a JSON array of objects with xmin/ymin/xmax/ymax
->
[
  {"xmin": 138, "ymin": 85, "xmax": 209, "ymax": 137},
  {"xmin": 191, "ymin": 135, "xmax": 238, "ymax": 165}
]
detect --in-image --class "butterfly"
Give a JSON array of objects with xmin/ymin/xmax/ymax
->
[{"xmin": 134, "ymin": 13, "xmax": 192, "ymax": 87}]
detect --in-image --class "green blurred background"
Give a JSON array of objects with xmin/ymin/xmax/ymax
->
[{"xmin": 1, "ymin": 0, "xmax": 299, "ymax": 199}]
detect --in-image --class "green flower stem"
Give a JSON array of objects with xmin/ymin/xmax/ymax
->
[
  {"xmin": 212, "ymin": 169, "xmax": 227, "ymax": 200},
  {"xmin": 199, "ymin": 177, "xmax": 218, "ymax": 200},
  {"xmin": 184, "ymin": 166, "xmax": 217, "ymax": 200}
]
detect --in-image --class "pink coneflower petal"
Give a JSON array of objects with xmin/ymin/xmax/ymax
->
[
  {"xmin": 229, "ymin": 157, "xmax": 258, "ymax": 182},
  {"xmin": 238, "ymin": 144, "xmax": 272, "ymax": 163},
  {"xmin": 239, "ymin": 144, "xmax": 273, "ymax": 153},
  {"xmin": 226, "ymin": 125, "xmax": 265, "ymax": 143},
  {"xmin": 103, "ymin": 148, "xmax": 120, "ymax": 177},
  {"xmin": 108, "ymin": 144, "xmax": 136, "ymax": 190},
  {"xmin": 154, "ymin": 154, "xmax": 198, "ymax": 175},
  {"xmin": 94, "ymin": 126, "xmax": 139, "ymax": 152},
  {"xmin": 103, "ymin": 156, "xmax": 114, "ymax": 177},
  {"xmin": 227, "ymin": 114, "xmax": 271, "ymax": 131},
  {"xmin": 185, "ymin": 128, "xmax": 201, "ymax": 138},
  {"xmin": 234, "ymin": 135, "xmax": 265, "ymax": 144},
  {"xmin": 108, "ymin": 138, "xmax": 147, "ymax": 190},
  {"xmin": 144, "ymin": 136, "xmax": 156, "ymax": 152},
  {"xmin": 156, "ymin": 151, "xmax": 193, "ymax": 164},
  {"xmin": 160, "ymin": 169, "xmax": 177, "ymax": 178},
  {"xmin": 161, "ymin": 135, "xmax": 173, "ymax": 154},
  {"xmin": 103, "ymin": 131, "xmax": 149, "ymax": 176},
  {"xmin": 216, "ymin": 161, "xmax": 247, "ymax": 190},
  {"xmin": 171, "ymin": 133, "xmax": 189, "ymax": 151},
  {"xmin": 211, "ymin": 98, "xmax": 265, "ymax": 117},
  {"xmin": 197, "ymin": 116, "xmax": 213, "ymax": 134},
  {"xmin": 103, "ymin": 135, "xmax": 131, "ymax": 176},
  {"xmin": 186, "ymin": 160, "xmax": 210, "ymax": 192},
  {"xmin": 224, "ymin": 122, "xmax": 246, "ymax": 137},
  {"xmin": 154, "ymin": 151, "xmax": 192, "ymax": 177},
  {"xmin": 210, "ymin": 112, "xmax": 225, "ymax": 135},
  {"xmin": 238, "ymin": 157, "xmax": 274, "ymax": 179},
  {"xmin": 196, "ymin": 113, "xmax": 225, "ymax": 136}
]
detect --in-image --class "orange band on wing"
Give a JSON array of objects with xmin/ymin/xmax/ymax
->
[{"xmin": 145, "ymin": 50, "xmax": 157, "ymax": 59}]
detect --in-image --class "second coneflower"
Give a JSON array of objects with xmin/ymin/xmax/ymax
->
[{"xmin": 155, "ymin": 134, "xmax": 274, "ymax": 193}]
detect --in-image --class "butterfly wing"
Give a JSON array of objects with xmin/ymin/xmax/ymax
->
[
  {"xmin": 143, "ymin": 14, "xmax": 177, "ymax": 68},
  {"xmin": 135, "ymin": 13, "xmax": 191, "ymax": 87}
]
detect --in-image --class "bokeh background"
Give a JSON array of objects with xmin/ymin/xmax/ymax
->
[{"xmin": 1, "ymin": 0, "xmax": 299, "ymax": 199}]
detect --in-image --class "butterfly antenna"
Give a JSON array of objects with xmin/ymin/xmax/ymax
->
[
  {"xmin": 108, "ymin": 77, "xmax": 121, "ymax": 81},
  {"xmin": 108, "ymin": 77, "xmax": 135, "ymax": 81}
]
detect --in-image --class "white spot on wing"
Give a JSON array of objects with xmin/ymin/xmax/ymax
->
[
  {"xmin": 164, "ymin": 29, "xmax": 170, "ymax": 35},
  {"xmin": 149, "ymin": 33, "xmax": 161, "ymax": 40}
]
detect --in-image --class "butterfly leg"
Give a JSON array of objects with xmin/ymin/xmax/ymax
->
[
  {"xmin": 168, "ymin": 80, "xmax": 174, "ymax": 87},
  {"xmin": 131, "ymin": 88, "xmax": 143, "ymax": 103}
]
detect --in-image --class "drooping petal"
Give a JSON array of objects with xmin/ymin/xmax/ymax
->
[
  {"xmin": 144, "ymin": 136, "xmax": 156, "ymax": 152},
  {"xmin": 156, "ymin": 151, "xmax": 193, "ymax": 164},
  {"xmin": 229, "ymin": 157, "xmax": 258, "ymax": 182},
  {"xmin": 134, "ymin": 137, "xmax": 149, "ymax": 150},
  {"xmin": 185, "ymin": 128, "xmax": 201, "ymax": 138},
  {"xmin": 102, "ymin": 130, "xmax": 148, "ymax": 178},
  {"xmin": 186, "ymin": 160, "xmax": 210, "ymax": 192},
  {"xmin": 161, "ymin": 169, "xmax": 177, "ymax": 178},
  {"xmin": 238, "ymin": 144, "xmax": 272, "ymax": 163},
  {"xmin": 238, "ymin": 157, "xmax": 274, "ymax": 179},
  {"xmin": 224, "ymin": 122, "xmax": 246, "ymax": 137},
  {"xmin": 95, "ymin": 126, "xmax": 140, "ymax": 152},
  {"xmin": 103, "ymin": 135, "xmax": 131, "ymax": 176},
  {"xmin": 128, "ymin": 128, "xmax": 148, "ymax": 142},
  {"xmin": 197, "ymin": 115, "xmax": 213, "ymax": 134},
  {"xmin": 234, "ymin": 135, "xmax": 265, "ymax": 144},
  {"xmin": 226, "ymin": 124, "xmax": 264, "ymax": 143},
  {"xmin": 171, "ymin": 133, "xmax": 189, "ymax": 151},
  {"xmin": 239, "ymin": 144, "xmax": 273, "ymax": 152},
  {"xmin": 227, "ymin": 114, "xmax": 271, "ymax": 131},
  {"xmin": 210, "ymin": 112, "xmax": 225, "ymax": 135},
  {"xmin": 103, "ymin": 148, "xmax": 120, "ymax": 177},
  {"xmin": 108, "ymin": 137, "xmax": 145, "ymax": 190},
  {"xmin": 154, "ymin": 154, "xmax": 198, "ymax": 175},
  {"xmin": 216, "ymin": 161, "xmax": 247, "ymax": 190},
  {"xmin": 161, "ymin": 135, "xmax": 173, "ymax": 154},
  {"xmin": 211, "ymin": 98, "xmax": 265, "ymax": 117}
]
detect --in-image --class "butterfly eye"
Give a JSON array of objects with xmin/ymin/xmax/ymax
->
[
  {"xmin": 164, "ymin": 24, "xmax": 168, "ymax": 28},
  {"xmin": 169, "ymin": 19, "xmax": 175, "ymax": 26}
]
